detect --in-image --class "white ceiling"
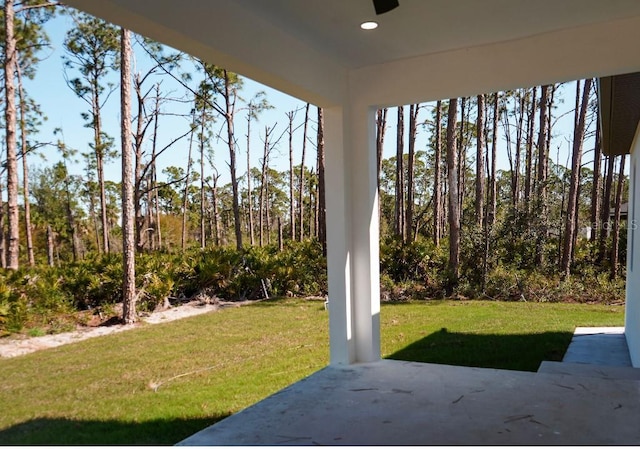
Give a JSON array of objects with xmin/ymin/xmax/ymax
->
[
  {"xmin": 237, "ymin": 0, "xmax": 640, "ymax": 69},
  {"xmin": 64, "ymin": 0, "xmax": 640, "ymax": 108}
]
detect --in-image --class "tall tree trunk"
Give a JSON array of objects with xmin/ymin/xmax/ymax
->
[
  {"xmin": 4, "ymin": 0, "xmax": 19, "ymax": 269},
  {"xmin": 590, "ymin": 114, "xmax": 602, "ymax": 242},
  {"xmin": 0, "ymin": 209, "xmax": 5, "ymax": 269},
  {"xmin": 599, "ymin": 154, "xmax": 615, "ymax": 263},
  {"xmin": 224, "ymin": 70, "xmax": 243, "ymax": 251},
  {"xmin": 298, "ymin": 103, "xmax": 310, "ymax": 242},
  {"xmin": 524, "ymin": 86, "xmax": 536, "ymax": 211},
  {"xmin": 406, "ymin": 104, "xmax": 418, "ymax": 243},
  {"xmin": 134, "ymin": 73, "xmax": 145, "ymax": 252},
  {"xmin": 561, "ymin": 78, "xmax": 592, "ymax": 277},
  {"xmin": 287, "ymin": 110, "xmax": 296, "ymax": 240},
  {"xmin": 275, "ymin": 216, "xmax": 282, "ymax": 251},
  {"xmin": 446, "ymin": 98, "xmax": 460, "ymax": 285},
  {"xmin": 199, "ymin": 102, "xmax": 206, "ymax": 249},
  {"xmin": 246, "ymin": 105, "xmax": 255, "ymax": 246},
  {"xmin": 16, "ymin": 60, "xmax": 34, "ymax": 266},
  {"xmin": 610, "ymin": 155, "xmax": 626, "ymax": 279},
  {"xmin": 535, "ymin": 85, "xmax": 550, "ymax": 265},
  {"xmin": 433, "ymin": 100, "xmax": 443, "ymax": 246},
  {"xmin": 259, "ymin": 126, "xmax": 272, "ymax": 247},
  {"xmin": 395, "ymin": 106, "xmax": 405, "ymax": 240},
  {"xmin": 317, "ymin": 107, "xmax": 327, "ymax": 255},
  {"xmin": 475, "ymin": 94, "xmax": 485, "ymax": 227},
  {"xmin": 150, "ymin": 85, "xmax": 162, "ymax": 250},
  {"xmin": 266, "ymin": 169, "xmax": 272, "ymax": 245},
  {"xmin": 457, "ymin": 97, "xmax": 467, "ymax": 216},
  {"xmin": 181, "ymin": 109, "xmax": 196, "ymax": 251},
  {"xmin": 376, "ymin": 108, "xmax": 388, "ymax": 186},
  {"xmin": 489, "ymin": 93, "xmax": 499, "ymax": 229},
  {"xmin": 120, "ymin": 27, "xmax": 137, "ymax": 324},
  {"xmin": 212, "ymin": 173, "xmax": 221, "ymax": 246},
  {"xmin": 513, "ymin": 90, "xmax": 525, "ymax": 208},
  {"xmin": 88, "ymin": 184, "xmax": 101, "ymax": 253},
  {"xmin": 63, "ymin": 169, "xmax": 79, "ymax": 261}
]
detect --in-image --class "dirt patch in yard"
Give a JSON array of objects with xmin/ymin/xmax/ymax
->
[{"xmin": 0, "ymin": 298, "xmax": 253, "ymax": 359}]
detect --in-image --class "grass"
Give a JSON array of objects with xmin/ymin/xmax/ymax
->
[{"xmin": 0, "ymin": 298, "xmax": 625, "ymax": 445}]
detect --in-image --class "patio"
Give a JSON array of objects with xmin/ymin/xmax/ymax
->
[{"xmin": 178, "ymin": 328, "xmax": 640, "ymax": 445}]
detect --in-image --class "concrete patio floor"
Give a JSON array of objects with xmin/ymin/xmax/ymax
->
[{"xmin": 178, "ymin": 328, "xmax": 640, "ymax": 446}]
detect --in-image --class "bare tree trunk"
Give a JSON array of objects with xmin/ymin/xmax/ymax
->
[
  {"xmin": 0, "ymin": 209, "xmax": 5, "ymax": 269},
  {"xmin": 433, "ymin": 100, "xmax": 443, "ymax": 246},
  {"xmin": 317, "ymin": 107, "xmax": 327, "ymax": 255},
  {"xmin": 395, "ymin": 106, "xmax": 405, "ymax": 240},
  {"xmin": 88, "ymin": 185, "xmax": 101, "ymax": 253},
  {"xmin": 446, "ymin": 98, "xmax": 460, "ymax": 285},
  {"xmin": 224, "ymin": 70, "xmax": 243, "ymax": 251},
  {"xmin": 599, "ymin": 154, "xmax": 615, "ymax": 263},
  {"xmin": 212, "ymin": 173, "xmax": 221, "ymax": 246},
  {"xmin": 120, "ymin": 27, "xmax": 137, "ymax": 324},
  {"xmin": 298, "ymin": 103, "xmax": 310, "ymax": 242},
  {"xmin": 611, "ymin": 155, "xmax": 626, "ymax": 279},
  {"xmin": 457, "ymin": 97, "xmax": 467, "ymax": 216},
  {"xmin": 63, "ymin": 170, "xmax": 79, "ymax": 261},
  {"xmin": 16, "ymin": 60, "xmax": 34, "ymax": 266},
  {"xmin": 199, "ymin": 102, "xmax": 206, "ymax": 249},
  {"xmin": 513, "ymin": 90, "xmax": 525, "ymax": 208},
  {"xmin": 524, "ymin": 86, "xmax": 536, "ymax": 211},
  {"xmin": 277, "ymin": 216, "xmax": 283, "ymax": 251},
  {"xmin": 475, "ymin": 94, "xmax": 485, "ymax": 227},
  {"xmin": 266, "ymin": 169, "xmax": 272, "ymax": 245},
  {"xmin": 246, "ymin": 105, "xmax": 255, "ymax": 246},
  {"xmin": 150, "ymin": 85, "xmax": 162, "ymax": 250},
  {"xmin": 287, "ymin": 110, "xmax": 296, "ymax": 240},
  {"xmin": 259, "ymin": 126, "xmax": 273, "ymax": 247},
  {"xmin": 535, "ymin": 85, "xmax": 550, "ymax": 265},
  {"xmin": 4, "ymin": 0, "xmax": 19, "ymax": 269},
  {"xmin": 145, "ymin": 177, "xmax": 153, "ymax": 251},
  {"xmin": 134, "ymin": 73, "xmax": 145, "ymax": 252},
  {"xmin": 376, "ymin": 108, "xmax": 388, "ymax": 186},
  {"xmin": 489, "ymin": 93, "xmax": 499, "ymax": 229},
  {"xmin": 561, "ymin": 78, "xmax": 592, "ymax": 277},
  {"xmin": 406, "ymin": 104, "xmax": 419, "ymax": 243},
  {"xmin": 590, "ymin": 114, "xmax": 602, "ymax": 242},
  {"xmin": 181, "ymin": 109, "xmax": 196, "ymax": 251}
]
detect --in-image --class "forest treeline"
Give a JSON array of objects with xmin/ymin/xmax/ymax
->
[{"xmin": 0, "ymin": 3, "xmax": 628, "ymax": 332}]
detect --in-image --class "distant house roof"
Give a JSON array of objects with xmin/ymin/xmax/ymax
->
[{"xmin": 610, "ymin": 202, "xmax": 629, "ymax": 219}]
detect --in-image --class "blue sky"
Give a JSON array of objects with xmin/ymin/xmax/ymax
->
[
  {"xmin": 24, "ymin": 13, "xmax": 309, "ymax": 186},
  {"xmin": 20, "ymin": 10, "xmax": 601, "ymax": 193}
]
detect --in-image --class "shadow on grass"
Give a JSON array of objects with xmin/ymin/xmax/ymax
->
[
  {"xmin": 0, "ymin": 414, "xmax": 229, "ymax": 445},
  {"xmin": 386, "ymin": 328, "xmax": 574, "ymax": 372}
]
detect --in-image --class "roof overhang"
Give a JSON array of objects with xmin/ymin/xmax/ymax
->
[
  {"xmin": 599, "ymin": 73, "xmax": 640, "ymax": 156},
  {"xmin": 62, "ymin": 1, "xmax": 640, "ymax": 110}
]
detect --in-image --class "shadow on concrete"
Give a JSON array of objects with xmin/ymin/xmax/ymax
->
[
  {"xmin": 0, "ymin": 415, "xmax": 228, "ymax": 445},
  {"xmin": 387, "ymin": 328, "xmax": 574, "ymax": 372}
]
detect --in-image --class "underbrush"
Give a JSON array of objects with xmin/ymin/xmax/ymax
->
[
  {"xmin": 0, "ymin": 240, "xmax": 328, "ymax": 335},
  {"xmin": 0, "ymin": 237, "xmax": 626, "ymax": 337}
]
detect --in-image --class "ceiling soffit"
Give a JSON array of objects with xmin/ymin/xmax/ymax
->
[{"xmin": 600, "ymin": 73, "xmax": 640, "ymax": 156}]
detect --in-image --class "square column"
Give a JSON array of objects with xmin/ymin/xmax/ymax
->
[
  {"xmin": 626, "ymin": 124, "xmax": 640, "ymax": 367},
  {"xmin": 324, "ymin": 104, "xmax": 381, "ymax": 365}
]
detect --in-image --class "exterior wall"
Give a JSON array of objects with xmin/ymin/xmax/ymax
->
[{"xmin": 626, "ymin": 122, "xmax": 640, "ymax": 367}]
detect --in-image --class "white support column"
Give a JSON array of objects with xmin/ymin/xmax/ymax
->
[
  {"xmin": 626, "ymin": 124, "xmax": 640, "ymax": 367},
  {"xmin": 325, "ymin": 103, "xmax": 381, "ymax": 365}
]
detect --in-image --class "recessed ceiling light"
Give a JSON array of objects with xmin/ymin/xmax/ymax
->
[{"xmin": 360, "ymin": 21, "xmax": 378, "ymax": 30}]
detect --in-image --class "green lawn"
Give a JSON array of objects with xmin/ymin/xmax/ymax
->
[{"xmin": 0, "ymin": 298, "xmax": 624, "ymax": 445}]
